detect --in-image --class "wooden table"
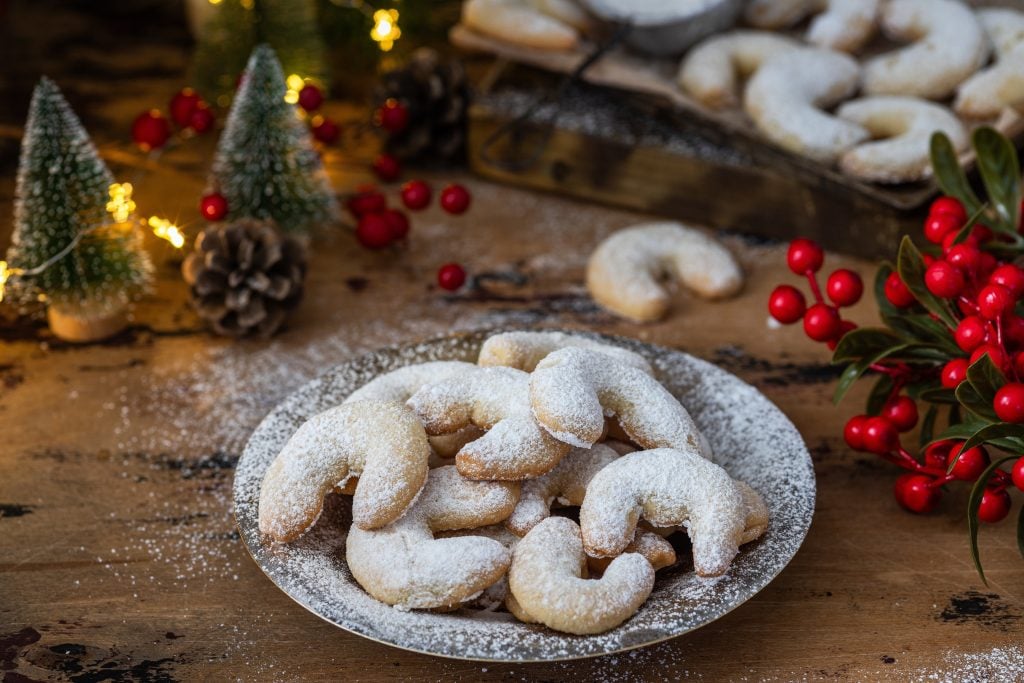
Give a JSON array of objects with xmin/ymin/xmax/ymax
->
[{"xmin": 2, "ymin": 4, "xmax": 1022, "ymax": 681}]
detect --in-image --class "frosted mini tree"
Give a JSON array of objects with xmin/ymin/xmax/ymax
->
[
  {"xmin": 208, "ymin": 45, "xmax": 340, "ymax": 236},
  {"xmin": 4, "ymin": 77, "xmax": 152, "ymax": 341}
]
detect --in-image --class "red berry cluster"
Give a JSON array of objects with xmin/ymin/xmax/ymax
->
[
  {"xmin": 768, "ymin": 238, "xmax": 863, "ymax": 349},
  {"xmin": 291, "ymin": 83, "xmax": 342, "ymax": 147},
  {"xmin": 133, "ymin": 88, "xmax": 217, "ymax": 152}
]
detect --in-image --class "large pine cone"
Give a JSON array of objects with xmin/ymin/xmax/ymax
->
[
  {"xmin": 182, "ymin": 219, "xmax": 306, "ymax": 338},
  {"xmin": 374, "ymin": 47, "xmax": 469, "ymax": 163}
]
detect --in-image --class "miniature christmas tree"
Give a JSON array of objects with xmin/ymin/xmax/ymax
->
[
  {"xmin": 208, "ymin": 45, "xmax": 340, "ymax": 236},
  {"xmin": 190, "ymin": 0, "xmax": 328, "ymax": 106},
  {"xmin": 4, "ymin": 77, "xmax": 152, "ymax": 342}
]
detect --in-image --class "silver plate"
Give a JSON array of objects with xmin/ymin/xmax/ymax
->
[{"xmin": 233, "ymin": 330, "xmax": 815, "ymax": 662}]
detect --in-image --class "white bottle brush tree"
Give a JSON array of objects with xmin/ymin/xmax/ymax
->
[
  {"xmin": 4, "ymin": 77, "xmax": 152, "ymax": 342},
  {"xmin": 208, "ymin": 44, "xmax": 340, "ymax": 237}
]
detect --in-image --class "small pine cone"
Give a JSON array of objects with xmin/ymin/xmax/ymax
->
[
  {"xmin": 374, "ymin": 47, "xmax": 469, "ymax": 163},
  {"xmin": 182, "ymin": 218, "xmax": 306, "ymax": 338}
]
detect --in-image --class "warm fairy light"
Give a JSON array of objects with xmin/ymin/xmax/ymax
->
[
  {"xmin": 208, "ymin": 0, "xmax": 222, "ymax": 4},
  {"xmin": 240, "ymin": 0, "xmax": 254, "ymax": 9},
  {"xmin": 285, "ymin": 74, "xmax": 306, "ymax": 104},
  {"xmin": 106, "ymin": 182, "xmax": 136, "ymax": 223},
  {"xmin": 370, "ymin": 9, "xmax": 400, "ymax": 52},
  {"xmin": 0, "ymin": 261, "xmax": 9, "ymax": 303},
  {"xmin": 148, "ymin": 216, "xmax": 186, "ymax": 249}
]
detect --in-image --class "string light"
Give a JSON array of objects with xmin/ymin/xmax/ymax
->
[
  {"xmin": 106, "ymin": 182, "xmax": 136, "ymax": 223},
  {"xmin": 148, "ymin": 217, "xmax": 186, "ymax": 249},
  {"xmin": 0, "ymin": 261, "xmax": 9, "ymax": 303},
  {"xmin": 370, "ymin": 9, "xmax": 400, "ymax": 51},
  {"xmin": 284, "ymin": 74, "xmax": 305, "ymax": 104}
]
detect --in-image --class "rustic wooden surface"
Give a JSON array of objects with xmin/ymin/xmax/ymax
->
[{"xmin": 1, "ymin": 3, "xmax": 1023, "ymax": 682}]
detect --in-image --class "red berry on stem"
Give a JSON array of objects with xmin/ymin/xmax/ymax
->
[
  {"xmin": 311, "ymin": 116, "xmax": 340, "ymax": 145},
  {"xmin": 955, "ymin": 316, "xmax": 989, "ymax": 353},
  {"xmin": 437, "ymin": 263, "xmax": 466, "ymax": 291},
  {"xmin": 346, "ymin": 187, "xmax": 386, "ymax": 217},
  {"xmin": 843, "ymin": 415, "xmax": 869, "ymax": 450},
  {"xmin": 882, "ymin": 396, "xmax": 919, "ymax": 432},
  {"xmin": 401, "ymin": 180, "xmax": 432, "ymax": 210},
  {"xmin": 768, "ymin": 285, "xmax": 806, "ymax": 324},
  {"xmin": 989, "ymin": 264, "xmax": 1024, "ymax": 298},
  {"xmin": 994, "ymin": 383, "xmax": 1024, "ymax": 422},
  {"xmin": 199, "ymin": 192, "xmax": 228, "ymax": 221},
  {"xmin": 377, "ymin": 98, "xmax": 409, "ymax": 133},
  {"xmin": 132, "ymin": 109, "xmax": 171, "ymax": 151},
  {"xmin": 947, "ymin": 444, "xmax": 990, "ymax": 481},
  {"xmin": 863, "ymin": 417, "xmax": 899, "ymax": 454},
  {"xmin": 439, "ymin": 184, "xmax": 472, "ymax": 215},
  {"xmin": 924, "ymin": 212, "xmax": 962, "ymax": 244},
  {"xmin": 941, "ymin": 358, "xmax": 969, "ymax": 388},
  {"xmin": 924, "ymin": 261, "xmax": 965, "ymax": 298},
  {"xmin": 826, "ymin": 269, "xmax": 863, "ymax": 307},
  {"xmin": 925, "ymin": 440, "xmax": 954, "ymax": 469},
  {"xmin": 382, "ymin": 209, "xmax": 410, "ymax": 241},
  {"xmin": 188, "ymin": 102, "xmax": 215, "ymax": 133},
  {"xmin": 884, "ymin": 272, "xmax": 916, "ymax": 308},
  {"xmin": 971, "ymin": 344, "xmax": 1007, "ymax": 371},
  {"xmin": 786, "ymin": 238, "xmax": 824, "ymax": 275},
  {"xmin": 1005, "ymin": 315, "xmax": 1024, "ymax": 348},
  {"xmin": 356, "ymin": 213, "xmax": 393, "ymax": 250},
  {"xmin": 930, "ymin": 196, "xmax": 967, "ymax": 224},
  {"xmin": 1012, "ymin": 456, "xmax": 1024, "ymax": 491},
  {"xmin": 977, "ymin": 284, "xmax": 1014, "ymax": 319},
  {"xmin": 977, "ymin": 488, "xmax": 1011, "ymax": 523},
  {"xmin": 297, "ymin": 83, "xmax": 324, "ymax": 112},
  {"xmin": 169, "ymin": 88, "xmax": 202, "ymax": 128},
  {"xmin": 894, "ymin": 474, "xmax": 942, "ymax": 514},
  {"xmin": 802, "ymin": 304, "xmax": 841, "ymax": 342},
  {"xmin": 945, "ymin": 244, "xmax": 980, "ymax": 273},
  {"xmin": 372, "ymin": 154, "xmax": 402, "ymax": 182}
]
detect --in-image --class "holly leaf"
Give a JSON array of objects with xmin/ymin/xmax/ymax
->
[
  {"xmin": 833, "ymin": 343, "xmax": 912, "ymax": 404},
  {"xmin": 949, "ymin": 201, "xmax": 995, "ymax": 246},
  {"xmin": 867, "ymin": 374, "xmax": 895, "ymax": 416},
  {"xmin": 896, "ymin": 236, "xmax": 958, "ymax": 329},
  {"xmin": 931, "ymin": 131, "xmax": 982, "ymax": 214},
  {"xmin": 832, "ymin": 328, "xmax": 904, "ymax": 364},
  {"xmin": 966, "ymin": 354, "xmax": 1007, "ymax": 405},
  {"xmin": 973, "ymin": 126, "xmax": 1021, "ymax": 233},
  {"xmin": 956, "ymin": 381, "xmax": 999, "ymax": 422},
  {"xmin": 882, "ymin": 313, "xmax": 960, "ymax": 354},
  {"xmin": 920, "ymin": 403, "xmax": 938, "ymax": 447},
  {"xmin": 957, "ymin": 423, "xmax": 1024, "ymax": 456},
  {"xmin": 874, "ymin": 263, "xmax": 903, "ymax": 319},
  {"xmin": 968, "ymin": 456, "xmax": 1018, "ymax": 585},
  {"xmin": 916, "ymin": 386, "xmax": 959, "ymax": 405}
]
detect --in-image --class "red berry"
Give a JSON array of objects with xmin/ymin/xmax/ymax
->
[
  {"xmin": 786, "ymin": 238, "xmax": 824, "ymax": 275},
  {"xmin": 377, "ymin": 98, "xmax": 409, "ymax": 133},
  {"xmin": 924, "ymin": 212, "xmax": 962, "ymax": 244},
  {"xmin": 437, "ymin": 263, "xmax": 466, "ymax": 291},
  {"xmin": 882, "ymin": 396, "xmax": 919, "ymax": 432},
  {"xmin": 930, "ymin": 196, "xmax": 967, "ymax": 224},
  {"xmin": 297, "ymin": 83, "xmax": 324, "ymax": 112},
  {"xmin": 1014, "ymin": 351, "xmax": 1024, "ymax": 378},
  {"xmin": 132, "ymin": 109, "xmax": 171, "ymax": 151},
  {"xmin": 311, "ymin": 116, "xmax": 340, "ymax": 145},
  {"xmin": 971, "ymin": 344, "xmax": 1007, "ymax": 371},
  {"xmin": 768, "ymin": 285, "xmax": 806, "ymax": 324},
  {"xmin": 977, "ymin": 488, "xmax": 1011, "ymax": 523},
  {"xmin": 1012, "ymin": 456, "xmax": 1024, "ymax": 491},
  {"xmin": 894, "ymin": 474, "xmax": 942, "ymax": 514},
  {"xmin": 188, "ymin": 102, "xmax": 215, "ymax": 133},
  {"xmin": 994, "ymin": 383, "xmax": 1024, "ymax": 422},
  {"xmin": 346, "ymin": 187, "xmax": 386, "ymax": 217},
  {"xmin": 955, "ymin": 316, "xmax": 989, "ymax": 353},
  {"xmin": 169, "ymin": 88, "xmax": 202, "ymax": 128},
  {"xmin": 802, "ymin": 304, "xmax": 841, "ymax": 342},
  {"xmin": 372, "ymin": 154, "xmax": 402, "ymax": 183},
  {"xmin": 439, "ymin": 184, "xmax": 472, "ymax": 215},
  {"xmin": 990, "ymin": 264, "xmax": 1024, "ymax": 298},
  {"xmin": 925, "ymin": 440, "xmax": 955, "ymax": 469},
  {"xmin": 941, "ymin": 358, "xmax": 969, "ymax": 388},
  {"xmin": 945, "ymin": 244, "xmax": 980, "ymax": 273},
  {"xmin": 356, "ymin": 213, "xmax": 393, "ymax": 250},
  {"xmin": 199, "ymin": 192, "xmax": 228, "ymax": 221},
  {"xmin": 947, "ymin": 444, "xmax": 990, "ymax": 481},
  {"xmin": 884, "ymin": 272, "xmax": 916, "ymax": 308},
  {"xmin": 977, "ymin": 284, "xmax": 1014, "ymax": 319},
  {"xmin": 382, "ymin": 209, "xmax": 410, "ymax": 241},
  {"xmin": 924, "ymin": 261, "xmax": 965, "ymax": 298},
  {"xmin": 843, "ymin": 415, "xmax": 869, "ymax": 450},
  {"xmin": 1005, "ymin": 315, "xmax": 1024, "ymax": 348},
  {"xmin": 826, "ymin": 269, "xmax": 863, "ymax": 307},
  {"xmin": 978, "ymin": 251, "xmax": 998, "ymax": 280},
  {"xmin": 863, "ymin": 417, "xmax": 899, "ymax": 454},
  {"xmin": 401, "ymin": 180, "xmax": 432, "ymax": 210}
]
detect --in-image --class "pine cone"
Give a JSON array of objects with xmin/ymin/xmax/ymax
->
[
  {"xmin": 182, "ymin": 219, "xmax": 306, "ymax": 338},
  {"xmin": 374, "ymin": 47, "xmax": 469, "ymax": 163}
]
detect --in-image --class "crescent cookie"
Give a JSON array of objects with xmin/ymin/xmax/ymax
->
[
  {"xmin": 346, "ymin": 466, "xmax": 518, "ymax": 609},
  {"xmin": 508, "ymin": 516, "xmax": 655, "ymax": 634},
  {"xmin": 744, "ymin": 48, "xmax": 868, "ymax": 163},
  {"xmin": 407, "ymin": 365, "xmax": 572, "ymax": 480},
  {"xmin": 526, "ymin": 0, "xmax": 594, "ymax": 33},
  {"xmin": 955, "ymin": 9, "xmax": 1024, "ymax": 119},
  {"xmin": 587, "ymin": 527, "xmax": 677, "ymax": 574},
  {"xmin": 529, "ymin": 347, "xmax": 711, "ymax": 456},
  {"xmin": 836, "ymin": 96, "xmax": 968, "ymax": 183},
  {"xmin": 505, "ymin": 443, "xmax": 621, "ymax": 535},
  {"xmin": 478, "ymin": 330, "xmax": 652, "ymax": 374},
  {"xmin": 463, "ymin": 0, "xmax": 579, "ymax": 51},
  {"xmin": 258, "ymin": 401, "xmax": 430, "ymax": 541},
  {"xmin": 579, "ymin": 448, "xmax": 750, "ymax": 577},
  {"xmin": 744, "ymin": 0, "xmax": 879, "ymax": 53},
  {"xmin": 436, "ymin": 523, "xmax": 521, "ymax": 610},
  {"xmin": 586, "ymin": 222, "xmax": 743, "ymax": 323},
  {"xmin": 863, "ymin": 0, "xmax": 988, "ymax": 100},
  {"xmin": 736, "ymin": 480, "xmax": 770, "ymax": 544},
  {"xmin": 677, "ymin": 31, "xmax": 801, "ymax": 110}
]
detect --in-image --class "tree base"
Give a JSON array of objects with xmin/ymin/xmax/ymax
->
[{"xmin": 47, "ymin": 304, "xmax": 129, "ymax": 343}]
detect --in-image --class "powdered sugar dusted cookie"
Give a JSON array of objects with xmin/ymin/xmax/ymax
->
[
  {"xmin": 506, "ymin": 443, "xmax": 620, "ymax": 535},
  {"xmin": 837, "ymin": 96, "xmax": 968, "ymax": 183},
  {"xmin": 408, "ymin": 366, "xmax": 571, "ymax": 480},
  {"xmin": 437, "ymin": 523, "xmax": 521, "ymax": 610},
  {"xmin": 678, "ymin": 31, "xmax": 801, "ymax": 110},
  {"xmin": 259, "ymin": 401, "xmax": 430, "ymax": 540},
  {"xmin": 736, "ymin": 480, "xmax": 770, "ymax": 544},
  {"xmin": 955, "ymin": 9, "xmax": 1024, "ymax": 119},
  {"xmin": 346, "ymin": 466, "xmax": 518, "ymax": 609},
  {"xmin": 526, "ymin": 0, "xmax": 594, "ymax": 33},
  {"xmin": 463, "ymin": 0, "xmax": 579, "ymax": 51},
  {"xmin": 587, "ymin": 527, "xmax": 677, "ymax": 574},
  {"xmin": 744, "ymin": 48, "xmax": 868, "ymax": 163},
  {"xmin": 530, "ymin": 347, "xmax": 711, "ymax": 456},
  {"xmin": 478, "ymin": 330, "xmax": 652, "ymax": 374},
  {"xmin": 508, "ymin": 516, "xmax": 655, "ymax": 634},
  {"xmin": 579, "ymin": 448, "xmax": 749, "ymax": 577},
  {"xmin": 744, "ymin": 0, "xmax": 879, "ymax": 53},
  {"xmin": 586, "ymin": 222, "xmax": 743, "ymax": 323},
  {"xmin": 863, "ymin": 0, "xmax": 988, "ymax": 100}
]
